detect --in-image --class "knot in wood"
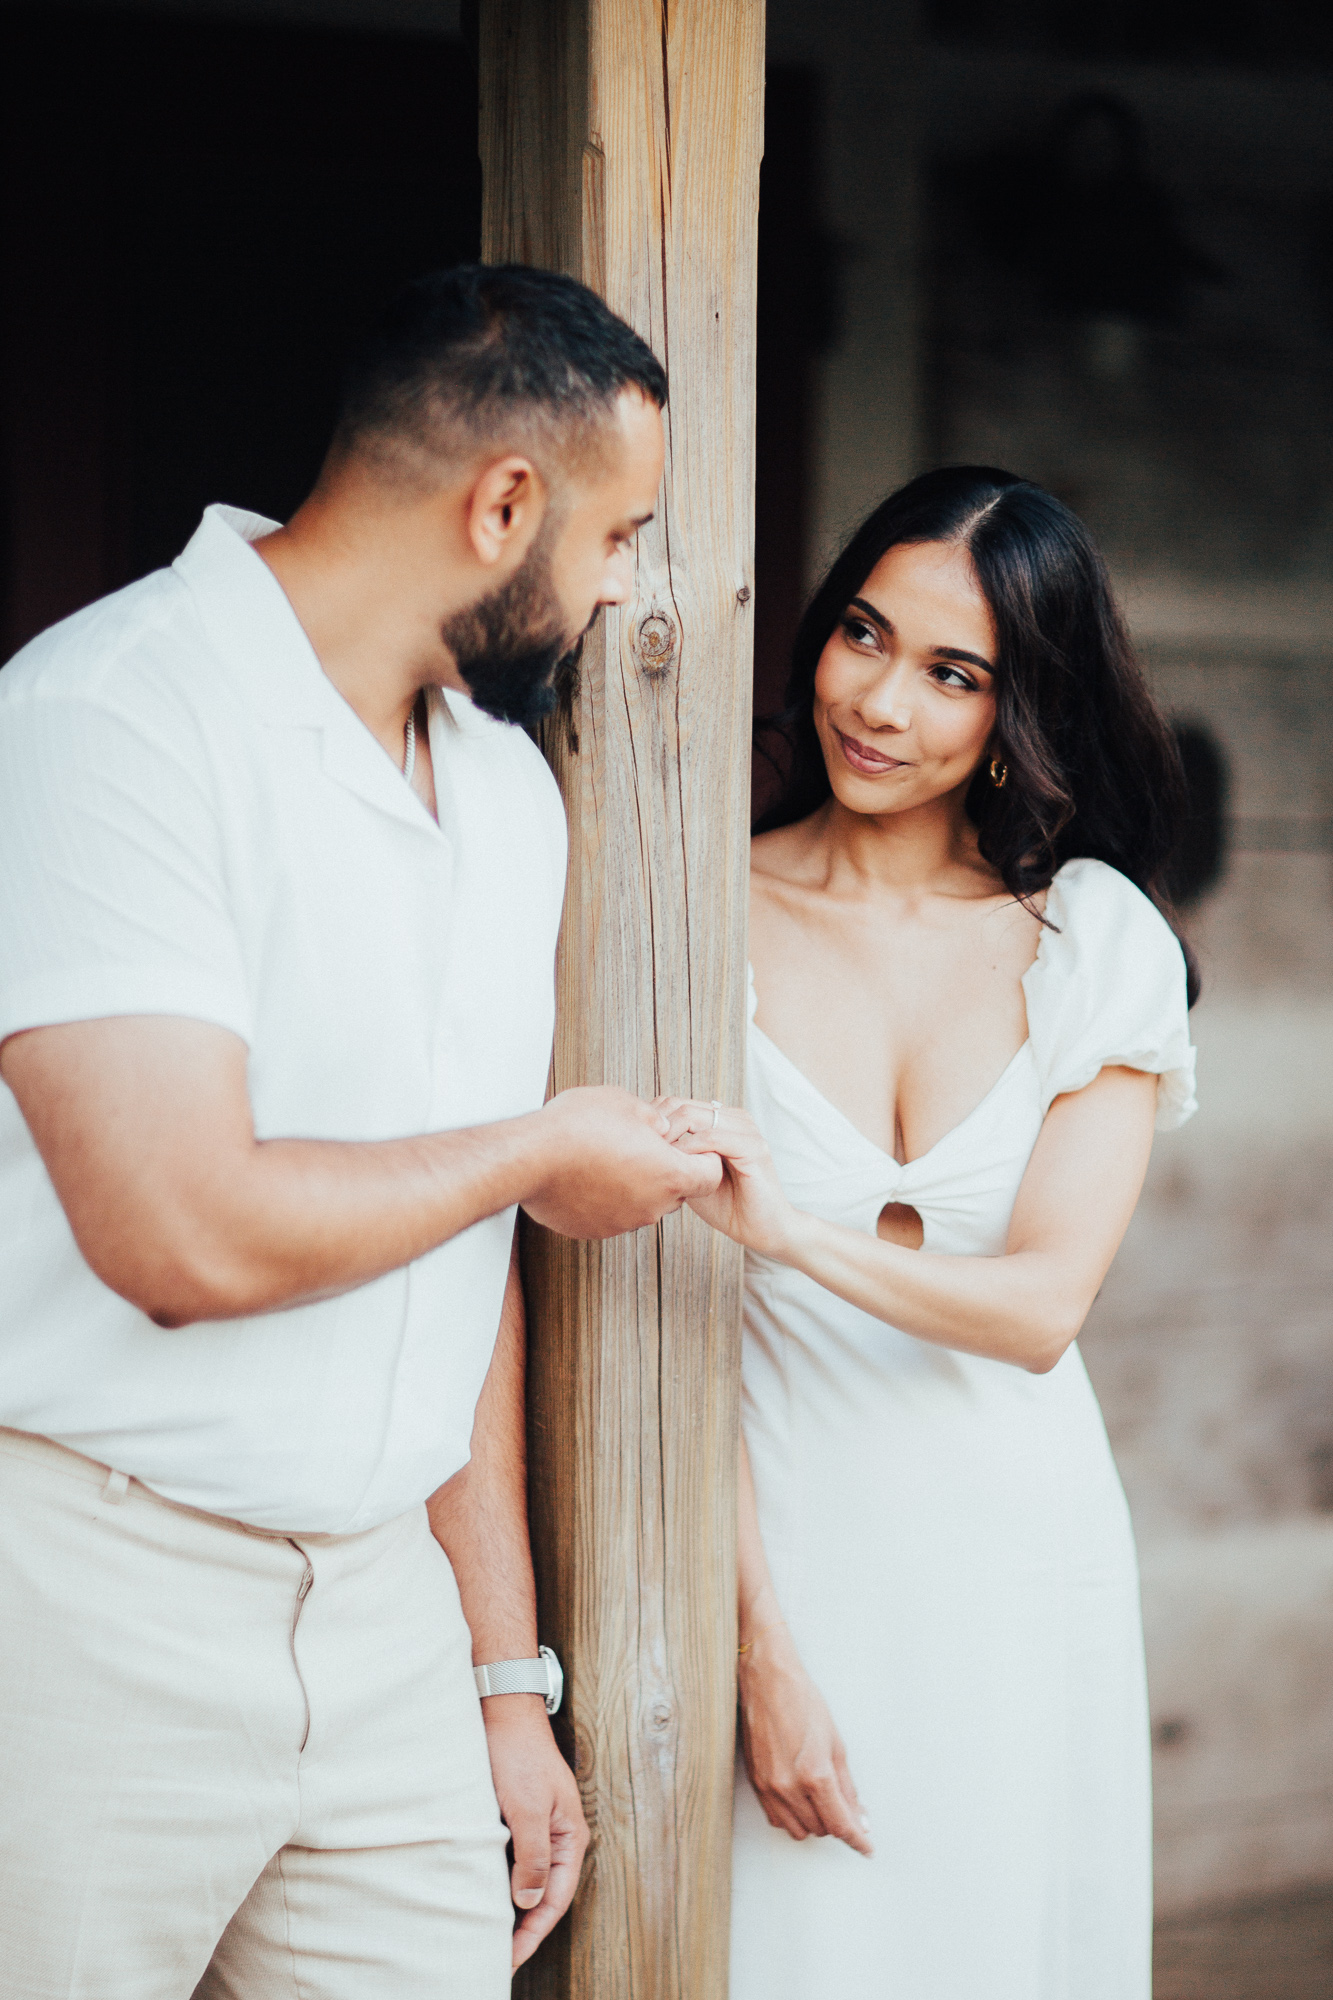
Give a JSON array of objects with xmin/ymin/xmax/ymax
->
[
  {"xmin": 647, "ymin": 1698, "xmax": 674, "ymax": 1732},
  {"xmin": 634, "ymin": 609, "xmax": 677, "ymax": 677}
]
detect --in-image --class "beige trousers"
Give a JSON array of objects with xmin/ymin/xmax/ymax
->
[{"xmin": 0, "ymin": 1428, "xmax": 512, "ymax": 2000}]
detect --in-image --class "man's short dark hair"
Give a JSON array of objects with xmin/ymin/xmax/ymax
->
[{"xmin": 330, "ymin": 264, "xmax": 667, "ymax": 486}]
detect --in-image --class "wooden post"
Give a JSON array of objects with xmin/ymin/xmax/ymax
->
[{"xmin": 478, "ymin": 4, "xmax": 764, "ymax": 1994}]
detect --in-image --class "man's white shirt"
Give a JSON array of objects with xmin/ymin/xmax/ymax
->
[{"xmin": 0, "ymin": 505, "xmax": 567, "ymax": 1532}]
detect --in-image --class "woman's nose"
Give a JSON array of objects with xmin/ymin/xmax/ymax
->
[{"xmin": 855, "ymin": 669, "xmax": 913, "ymax": 733}]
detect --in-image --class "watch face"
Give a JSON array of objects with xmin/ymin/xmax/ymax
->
[{"xmin": 539, "ymin": 1644, "xmax": 564, "ymax": 1715}]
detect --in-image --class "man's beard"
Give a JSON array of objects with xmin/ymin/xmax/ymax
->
[{"xmin": 440, "ymin": 526, "xmax": 583, "ymax": 728}]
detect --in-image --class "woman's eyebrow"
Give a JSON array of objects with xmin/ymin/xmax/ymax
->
[
  {"xmin": 847, "ymin": 599, "xmax": 995, "ymax": 675},
  {"xmin": 930, "ymin": 645, "xmax": 995, "ymax": 674},
  {"xmin": 847, "ymin": 595, "xmax": 892, "ymax": 634}
]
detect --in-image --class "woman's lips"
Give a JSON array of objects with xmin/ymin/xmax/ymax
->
[{"xmin": 836, "ymin": 727, "xmax": 908, "ymax": 776}]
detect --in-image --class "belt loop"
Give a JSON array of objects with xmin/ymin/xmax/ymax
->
[{"xmin": 102, "ymin": 1467, "xmax": 130, "ymax": 1504}]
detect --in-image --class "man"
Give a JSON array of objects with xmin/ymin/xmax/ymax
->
[{"xmin": 0, "ymin": 265, "xmax": 721, "ymax": 1999}]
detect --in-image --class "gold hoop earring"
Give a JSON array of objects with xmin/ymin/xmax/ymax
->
[{"xmin": 989, "ymin": 757, "xmax": 1008, "ymax": 789}]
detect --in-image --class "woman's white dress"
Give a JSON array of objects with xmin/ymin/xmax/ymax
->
[{"xmin": 730, "ymin": 858, "xmax": 1197, "ymax": 2000}]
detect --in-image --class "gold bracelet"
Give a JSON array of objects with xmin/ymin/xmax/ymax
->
[{"xmin": 737, "ymin": 1622, "xmax": 782, "ymax": 1657}]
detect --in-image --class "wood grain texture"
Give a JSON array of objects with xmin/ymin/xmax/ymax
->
[{"xmin": 479, "ymin": 4, "xmax": 763, "ymax": 1993}]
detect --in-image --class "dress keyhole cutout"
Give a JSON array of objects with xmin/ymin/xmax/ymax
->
[{"xmin": 877, "ymin": 1201, "xmax": 924, "ymax": 1249}]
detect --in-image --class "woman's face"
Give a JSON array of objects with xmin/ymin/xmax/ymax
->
[{"xmin": 812, "ymin": 539, "xmax": 999, "ymax": 820}]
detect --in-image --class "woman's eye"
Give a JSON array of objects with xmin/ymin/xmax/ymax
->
[
  {"xmin": 932, "ymin": 664, "xmax": 976, "ymax": 690},
  {"xmin": 842, "ymin": 617, "xmax": 879, "ymax": 648}
]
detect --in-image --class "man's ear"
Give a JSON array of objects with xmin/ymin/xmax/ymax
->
[{"xmin": 465, "ymin": 455, "xmax": 546, "ymax": 568}]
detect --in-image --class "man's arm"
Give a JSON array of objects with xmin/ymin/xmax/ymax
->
[
  {"xmin": 0, "ymin": 1016, "xmax": 721, "ymax": 1326},
  {"xmin": 427, "ymin": 1230, "xmax": 588, "ymax": 1973}
]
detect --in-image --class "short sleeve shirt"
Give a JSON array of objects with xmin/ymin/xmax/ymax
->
[{"xmin": 0, "ymin": 506, "xmax": 568, "ymax": 1532}]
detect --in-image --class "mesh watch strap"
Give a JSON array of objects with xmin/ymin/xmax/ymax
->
[{"xmin": 473, "ymin": 1644, "xmax": 563, "ymax": 1714}]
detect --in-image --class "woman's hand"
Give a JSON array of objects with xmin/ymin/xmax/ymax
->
[
  {"xmin": 737, "ymin": 1621, "xmax": 873, "ymax": 1858},
  {"xmin": 653, "ymin": 1098, "xmax": 798, "ymax": 1258}
]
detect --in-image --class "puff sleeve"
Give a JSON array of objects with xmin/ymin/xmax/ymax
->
[{"xmin": 1022, "ymin": 857, "xmax": 1197, "ymax": 1132}]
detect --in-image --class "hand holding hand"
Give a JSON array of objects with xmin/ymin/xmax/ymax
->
[
  {"xmin": 738, "ymin": 1622, "xmax": 873, "ymax": 1859},
  {"xmin": 523, "ymin": 1086, "xmax": 723, "ymax": 1238},
  {"xmin": 481, "ymin": 1694, "xmax": 590, "ymax": 1972},
  {"xmin": 654, "ymin": 1098, "xmax": 798, "ymax": 1259}
]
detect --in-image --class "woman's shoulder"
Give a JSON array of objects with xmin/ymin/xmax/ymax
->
[
  {"xmin": 1028, "ymin": 858, "xmax": 1196, "ymax": 1129},
  {"xmin": 749, "ymin": 819, "xmax": 818, "ymax": 885},
  {"xmin": 748, "ymin": 820, "xmax": 834, "ymax": 952},
  {"xmin": 1043, "ymin": 856, "xmax": 1183, "ymax": 969}
]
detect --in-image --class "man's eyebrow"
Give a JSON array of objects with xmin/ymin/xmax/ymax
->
[{"xmin": 630, "ymin": 510, "xmax": 655, "ymax": 530}]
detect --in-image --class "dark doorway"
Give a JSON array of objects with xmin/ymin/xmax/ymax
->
[
  {"xmin": 0, "ymin": 5, "xmax": 479, "ymax": 657},
  {"xmin": 750, "ymin": 65, "xmax": 833, "ymax": 825},
  {"xmin": 753, "ymin": 67, "xmax": 828, "ymax": 734},
  {"xmin": 3, "ymin": 9, "xmax": 821, "ymax": 812}
]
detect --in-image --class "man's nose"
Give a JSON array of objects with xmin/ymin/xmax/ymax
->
[{"xmin": 600, "ymin": 547, "xmax": 634, "ymax": 607}]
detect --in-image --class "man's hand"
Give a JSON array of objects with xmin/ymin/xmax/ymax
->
[
  {"xmin": 482, "ymin": 1695, "xmax": 590, "ymax": 1971},
  {"xmin": 0, "ymin": 1021, "xmax": 727, "ymax": 1326},
  {"xmin": 523, "ymin": 1085, "xmax": 723, "ymax": 1238},
  {"xmin": 654, "ymin": 1097, "xmax": 796, "ymax": 1257}
]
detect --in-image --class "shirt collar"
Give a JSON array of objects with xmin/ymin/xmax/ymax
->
[
  {"xmin": 172, "ymin": 504, "xmax": 342, "ymax": 728},
  {"xmin": 173, "ymin": 504, "xmax": 458, "ymax": 837}
]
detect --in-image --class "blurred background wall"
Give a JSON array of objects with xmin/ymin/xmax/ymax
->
[
  {"xmin": 764, "ymin": 0, "xmax": 1333, "ymax": 1952},
  {"xmin": 2, "ymin": 0, "xmax": 1330, "ymax": 1980}
]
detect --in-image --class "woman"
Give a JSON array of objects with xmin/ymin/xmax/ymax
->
[{"xmin": 668, "ymin": 468, "xmax": 1196, "ymax": 1998}]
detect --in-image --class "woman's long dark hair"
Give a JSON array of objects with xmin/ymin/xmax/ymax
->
[{"xmin": 755, "ymin": 465, "xmax": 1199, "ymax": 1003}]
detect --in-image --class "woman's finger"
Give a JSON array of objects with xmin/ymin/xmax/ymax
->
[
  {"xmin": 761, "ymin": 1780, "xmax": 823, "ymax": 1841},
  {"xmin": 832, "ymin": 1743, "xmax": 873, "ymax": 1854},
  {"xmin": 672, "ymin": 1100, "xmax": 717, "ymax": 1135},
  {"xmin": 660, "ymin": 1097, "xmax": 751, "ymax": 1139},
  {"xmin": 803, "ymin": 1770, "xmax": 874, "ymax": 1857},
  {"xmin": 756, "ymin": 1788, "xmax": 811, "ymax": 1842},
  {"xmin": 779, "ymin": 1764, "xmax": 836, "ymax": 1840},
  {"xmin": 670, "ymin": 1110, "xmax": 765, "ymax": 1160},
  {"xmin": 652, "ymin": 1096, "xmax": 694, "ymax": 1143}
]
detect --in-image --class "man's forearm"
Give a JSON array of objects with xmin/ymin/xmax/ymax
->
[
  {"xmin": 1, "ymin": 1015, "xmax": 720, "ymax": 1328},
  {"xmin": 1, "ymin": 1016, "xmax": 550, "ymax": 1327},
  {"xmin": 428, "ymin": 1239, "xmax": 540, "ymax": 1665},
  {"xmin": 432, "ymin": 1236, "xmax": 591, "ymax": 1961},
  {"xmin": 117, "ymin": 1116, "xmax": 550, "ymax": 1329},
  {"xmin": 195, "ymin": 1118, "xmax": 548, "ymax": 1328}
]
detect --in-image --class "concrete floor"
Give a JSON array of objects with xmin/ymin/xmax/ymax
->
[{"xmin": 1155, "ymin": 1887, "xmax": 1333, "ymax": 1999}]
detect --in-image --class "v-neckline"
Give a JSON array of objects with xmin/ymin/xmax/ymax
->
[
  {"xmin": 748, "ymin": 1018, "xmax": 1035, "ymax": 1173},
  {"xmin": 746, "ymin": 894, "xmax": 1055, "ymax": 1173}
]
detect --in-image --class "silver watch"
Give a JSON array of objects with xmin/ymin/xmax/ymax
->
[{"xmin": 474, "ymin": 1644, "xmax": 563, "ymax": 1715}]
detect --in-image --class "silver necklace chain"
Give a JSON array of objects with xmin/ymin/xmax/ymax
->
[{"xmin": 403, "ymin": 707, "xmax": 416, "ymax": 785}]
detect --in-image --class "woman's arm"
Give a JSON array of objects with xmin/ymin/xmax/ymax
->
[
  {"xmin": 736, "ymin": 1431, "xmax": 873, "ymax": 1856},
  {"xmin": 668, "ymin": 1063, "xmax": 1158, "ymax": 1374}
]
